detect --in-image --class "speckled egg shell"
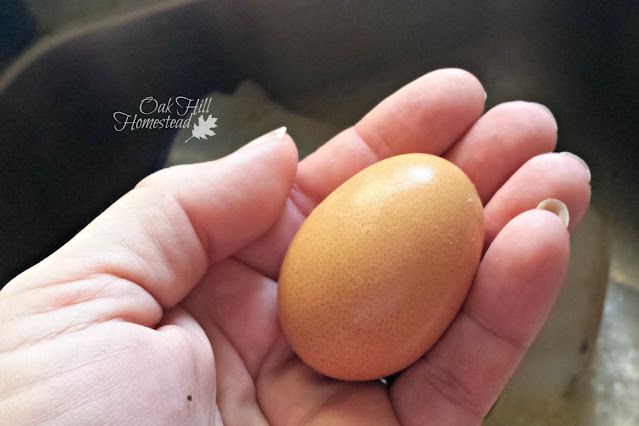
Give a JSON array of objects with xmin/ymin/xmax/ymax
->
[{"xmin": 278, "ymin": 153, "xmax": 484, "ymax": 381}]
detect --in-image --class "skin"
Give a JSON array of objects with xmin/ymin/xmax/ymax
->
[{"xmin": 0, "ymin": 69, "xmax": 591, "ymax": 425}]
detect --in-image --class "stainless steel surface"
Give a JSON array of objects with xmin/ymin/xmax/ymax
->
[
  {"xmin": 591, "ymin": 282, "xmax": 639, "ymax": 425},
  {"xmin": 484, "ymin": 282, "xmax": 639, "ymax": 426}
]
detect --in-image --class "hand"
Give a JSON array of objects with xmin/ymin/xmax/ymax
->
[{"xmin": 0, "ymin": 69, "xmax": 591, "ymax": 425}]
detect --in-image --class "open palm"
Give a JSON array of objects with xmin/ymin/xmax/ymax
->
[{"xmin": 0, "ymin": 69, "xmax": 591, "ymax": 425}]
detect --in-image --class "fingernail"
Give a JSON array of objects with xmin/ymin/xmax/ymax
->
[
  {"xmin": 530, "ymin": 102, "xmax": 554, "ymax": 120},
  {"xmin": 537, "ymin": 198, "xmax": 570, "ymax": 228},
  {"xmin": 561, "ymin": 151, "xmax": 591, "ymax": 182},
  {"xmin": 242, "ymin": 126, "xmax": 287, "ymax": 150}
]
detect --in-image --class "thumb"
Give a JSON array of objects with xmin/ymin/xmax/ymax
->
[{"xmin": 1, "ymin": 128, "xmax": 296, "ymax": 328}]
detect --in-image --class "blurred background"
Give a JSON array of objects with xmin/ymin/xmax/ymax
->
[{"xmin": 1, "ymin": 0, "xmax": 637, "ymax": 424}]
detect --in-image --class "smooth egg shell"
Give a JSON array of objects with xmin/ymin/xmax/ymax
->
[{"xmin": 278, "ymin": 153, "xmax": 484, "ymax": 381}]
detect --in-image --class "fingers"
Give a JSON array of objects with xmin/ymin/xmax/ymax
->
[
  {"xmin": 391, "ymin": 209, "xmax": 571, "ymax": 425},
  {"xmin": 2, "ymin": 132, "xmax": 297, "ymax": 325},
  {"xmin": 484, "ymin": 152, "xmax": 591, "ymax": 245},
  {"xmin": 444, "ymin": 101, "xmax": 558, "ymax": 203},
  {"xmin": 238, "ymin": 77, "xmax": 565, "ymax": 282},
  {"xmin": 296, "ymin": 68, "xmax": 486, "ymax": 204},
  {"xmin": 236, "ymin": 69, "xmax": 486, "ymax": 278}
]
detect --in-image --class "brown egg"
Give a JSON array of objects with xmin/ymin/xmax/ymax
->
[{"xmin": 278, "ymin": 153, "xmax": 484, "ymax": 381}]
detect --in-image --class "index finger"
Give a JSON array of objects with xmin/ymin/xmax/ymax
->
[
  {"xmin": 295, "ymin": 68, "xmax": 486, "ymax": 207},
  {"xmin": 236, "ymin": 69, "xmax": 486, "ymax": 278}
]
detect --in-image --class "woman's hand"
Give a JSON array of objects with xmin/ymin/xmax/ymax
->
[{"xmin": 0, "ymin": 69, "xmax": 591, "ymax": 425}]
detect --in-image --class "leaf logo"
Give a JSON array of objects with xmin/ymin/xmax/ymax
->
[{"xmin": 185, "ymin": 114, "xmax": 218, "ymax": 143}]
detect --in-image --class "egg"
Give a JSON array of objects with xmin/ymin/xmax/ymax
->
[{"xmin": 278, "ymin": 153, "xmax": 484, "ymax": 381}]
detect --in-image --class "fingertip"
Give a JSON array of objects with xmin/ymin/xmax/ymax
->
[
  {"xmin": 527, "ymin": 102, "xmax": 558, "ymax": 134},
  {"xmin": 536, "ymin": 198, "xmax": 570, "ymax": 229},
  {"xmin": 237, "ymin": 130, "xmax": 298, "ymax": 184},
  {"xmin": 489, "ymin": 208, "xmax": 570, "ymax": 271},
  {"xmin": 532, "ymin": 209, "xmax": 571, "ymax": 256},
  {"xmin": 527, "ymin": 154, "xmax": 591, "ymax": 232},
  {"xmin": 484, "ymin": 152, "xmax": 592, "ymax": 244},
  {"xmin": 510, "ymin": 101, "xmax": 558, "ymax": 146},
  {"xmin": 246, "ymin": 132, "xmax": 299, "ymax": 212},
  {"xmin": 511, "ymin": 208, "xmax": 570, "ymax": 244},
  {"xmin": 278, "ymin": 133, "xmax": 300, "ymax": 182},
  {"xmin": 423, "ymin": 67, "xmax": 486, "ymax": 114},
  {"xmin": 560, "ymin": 151, "xmax": 592, "ymax": 184},
  {"xmin": 428, "ymin": 68, "xmax": 485, "ymax": 97}
]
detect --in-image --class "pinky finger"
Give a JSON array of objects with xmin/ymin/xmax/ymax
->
[{"xmin": 390, "ymin": 208, "xmax": 571, "ymax": 425}]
